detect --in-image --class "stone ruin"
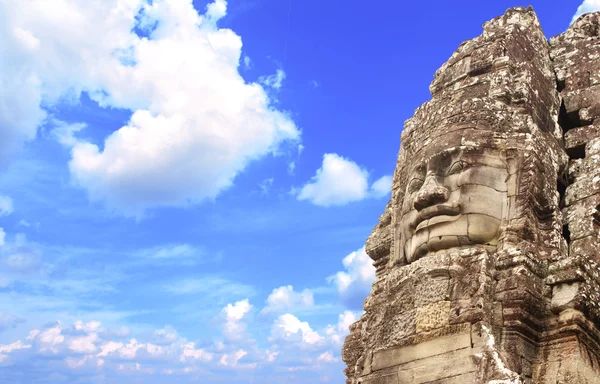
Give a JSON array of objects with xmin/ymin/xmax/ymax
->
[{"xmin": 342, "ymin": 7, "xmax": 600, "ymax": 384}]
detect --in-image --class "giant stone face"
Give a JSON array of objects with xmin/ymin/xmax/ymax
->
[{"xmin": 398, "ymin": 146, "xmax": 509, "ymax": 263}]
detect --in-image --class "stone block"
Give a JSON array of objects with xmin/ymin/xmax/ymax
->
[
  {"xmin": 360, "ymin": 372, "xmax": 399, "ymax": 384},
  {"xmin": 413, "ymin": 355, "xmax": 478, "ymax": 383},
  {"xmin": 571, "ymin": 236, "xmax": 600, "ymax": 261},
  {"xmin": 564, "ymin": 84, "xmax": 600, "ymax": 114},
  {"xmin": 372, "ymin": 331, "xmax": 472, "ymax": 371},
  {"xmin": 565, "ymin": 176, "xmax": 600, "ymax": 205},
  {"xmin": 416, "ymin": 301, "xmax": 451, "ymax": 333},
  {"xmin": 579, "ymin": 103, "xmax": 600, "ymax": 124},
  {"xmin": 414, "ymin": 277, "xmax": 450, "ymax": 307},
  {"xmin": 564, "ymin": 124, "xmax": 600, "ymax": 151},
  {"xmin": 563, "ymin": 195, "xmax": 600, "ymax": 240}
]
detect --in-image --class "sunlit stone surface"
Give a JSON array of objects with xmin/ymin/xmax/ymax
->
[{"xmin": 342, "ymin": 7, "xmax": 600, "ymax": 384}]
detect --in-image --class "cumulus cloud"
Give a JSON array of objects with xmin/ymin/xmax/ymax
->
[
  {"xmin": 180, "ymin": 342, "xmax": 213, "ymax": 363},
  {"xmin": 264, "ymin": 311, "xmax": 356, "ymax": 372},
  {"xmin": 271, "ymin": 314, "xmax": 323, "ymax": 346},
  {"xmin": 1, "ymin": 0, "xmax": 300, "ymax": 216},
  {"xmin": 221, "ymin": 299, "xmax": 252, "ymax": 341},
  {"xmin": 0, "ymin": 319, "xmax": 300, "ymax": 381},
  {"xmin": 218, "ymin": 349, "xmax": 255, "ymax": 368},
  {"xmin": 296, "ymin": 154, "xmax": 391, "ymax": 207},
  {"xmin": 325, "ymin": 311, "xmax": 358, "ymax": 345},
  {"xmin": 572, "ymin": 0, "xmax": 600, "ymax": 23},
  {"xmin": 261, "ymin": 285, "xmax": 314, "ymax": 315},
  {"xmin": 328, "ymin": 247, "xmax": 375, "ymax": 310},
  {"xmin": 0, "ymin": 311, "xmax": 351, "ymax": 381}
]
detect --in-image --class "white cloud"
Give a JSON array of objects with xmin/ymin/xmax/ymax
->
[
  {"xmin": 206, "ymin": 0, "xmax": 227, "ymax": 20},
  {"xmin": 260, "ymin": 69, "xmax": 286, "ymax": 90},
  {"xmin": 328, "ymin": 246, "xmax": 375, "ymax": 310},
  {"xmin": 152, "ymin": 326, "xmax": 179, "ymax": 345},
  {"xmin": 572, "ymin": 0, "xmax": 600, "ymax": 23},
  {"xmin": 336, "ymin": 311, "xmax": 357, "ymax": 335},
  {"xmin": 296, "ymin": 153, "xmax": 390, "ymax": 207},
  {"xmin": 261, "ymin": 285, "xmax": 314, "ymax": 315},
  {"xmin": 1, "ymin": 0, "xmax": 300, "ymax": 216},
  {"xmin": 317, "ymin": 352, "xmax": 338, "ymax": 363},
  {"xmin": 218, "ymin": 349, "xmax": 251, "ymax": 367},
  {"xmin": 52, "ymin": 120, "xmax": 86, "ymax": 148},
  {"xmin": 0, "ymin": 340, "xmax": 31, "ymax": 363},
  {"xmin": 0, "ymin": 229, "xmax": 5, "ymax": 247},
  {"xmin": 68, "ymin": 333, "xmax": 98, "ymax": 354},
  {"xmin": 30, "ymin": 324, "xmax": 65, "ymax": 354},
  {"xmin": 74, "ymin": 320, "xmax": 102, "ymax": 333},
  {"xmin": 325, "ymin": 311, "xmax": 358, "ymax": 345},
  {"xmin": 222, "ymin": 299, "xmax": 252, "ymax": 341},
  {"xmin": 272, "ymin": 314, "xmax": 323, "ymax": 345},
  {"xmin": 180, "ymin": 342, "xmax": 213, "ymax": 362},
  {"xmin": 370, "ymin": 175, "xmax": 392, "ymax": 198},
  {"xmin": 0, "ymin": 196, "xmax": 13, "ymax": 216},
  {"xmin": 0, "ymin": 316, "xmax": 348, "ymax": 380}
]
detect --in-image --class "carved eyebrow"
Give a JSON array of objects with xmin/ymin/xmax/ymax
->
[
  {"xmin": 429, "ymin": 150, "xmax": 457, "ymax": 173},
  {"xmin": 410, "ymin": 164, "xmax": 426, "ymax": 177}
]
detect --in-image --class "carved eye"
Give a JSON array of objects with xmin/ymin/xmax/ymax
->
[
  {"xmin": 407, "ymin": 178, "xmax": 424, "ymax": 193},
  {"xmin": 446, "ymin": 160, "xmax": 469, "ymax": 176}
]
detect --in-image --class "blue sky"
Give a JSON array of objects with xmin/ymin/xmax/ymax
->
[{"xmin": 0, "ymin": 0, "xmax": 594, "ymax": 382}]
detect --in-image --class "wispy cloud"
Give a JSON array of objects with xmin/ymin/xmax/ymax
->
[
  {"xmin": 0, "ymin": 196, "xmax": 13, "ymax": 216},
  {"xmin": 260, "ymin": 69, "xmax": 286, "ymax": 90},
  {"xmin": 164, "ymin": 276, "xmax": 256, "ymax": 299}
]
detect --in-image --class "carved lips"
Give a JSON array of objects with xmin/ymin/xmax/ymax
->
[{"xmin": 410, "ymin": 204, "xmax": 461, "ymax": 232}]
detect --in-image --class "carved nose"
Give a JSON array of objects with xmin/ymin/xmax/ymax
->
[{"xmin": 413, "ymin": 175, "xmax": 449, "ymax": 211}]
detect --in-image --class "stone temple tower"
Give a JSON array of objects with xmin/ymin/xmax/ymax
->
[{"xmin": 342, "ymin": 7, "xmax": 600, "ymax": 384}]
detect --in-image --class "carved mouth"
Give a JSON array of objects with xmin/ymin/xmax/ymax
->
[{"xmin": 410, "ymin": 204, "xmax": 461, "ymax": 232}]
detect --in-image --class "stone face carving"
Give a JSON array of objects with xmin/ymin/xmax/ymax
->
[
  {"xmin": 399, "ymin": 145, "xmax": 509, "ymax": 263},
  {"xmin": 342, "ymin": 7, "xmax": 600, "ymax": 384}
]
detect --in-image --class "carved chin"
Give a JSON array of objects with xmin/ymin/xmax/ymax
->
[{"xmin": 404, "ymin": 214, "xmax": 500, "ymax": 262}]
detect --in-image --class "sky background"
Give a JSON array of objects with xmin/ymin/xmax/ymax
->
[{"xmin": 0, "ymin": 0, "xmax": 595, "ymax": 383}]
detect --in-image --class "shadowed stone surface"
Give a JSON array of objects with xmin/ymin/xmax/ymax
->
[{"xmin": 343, "ymin": 7, "xmax": 600, "ymax": 384}]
